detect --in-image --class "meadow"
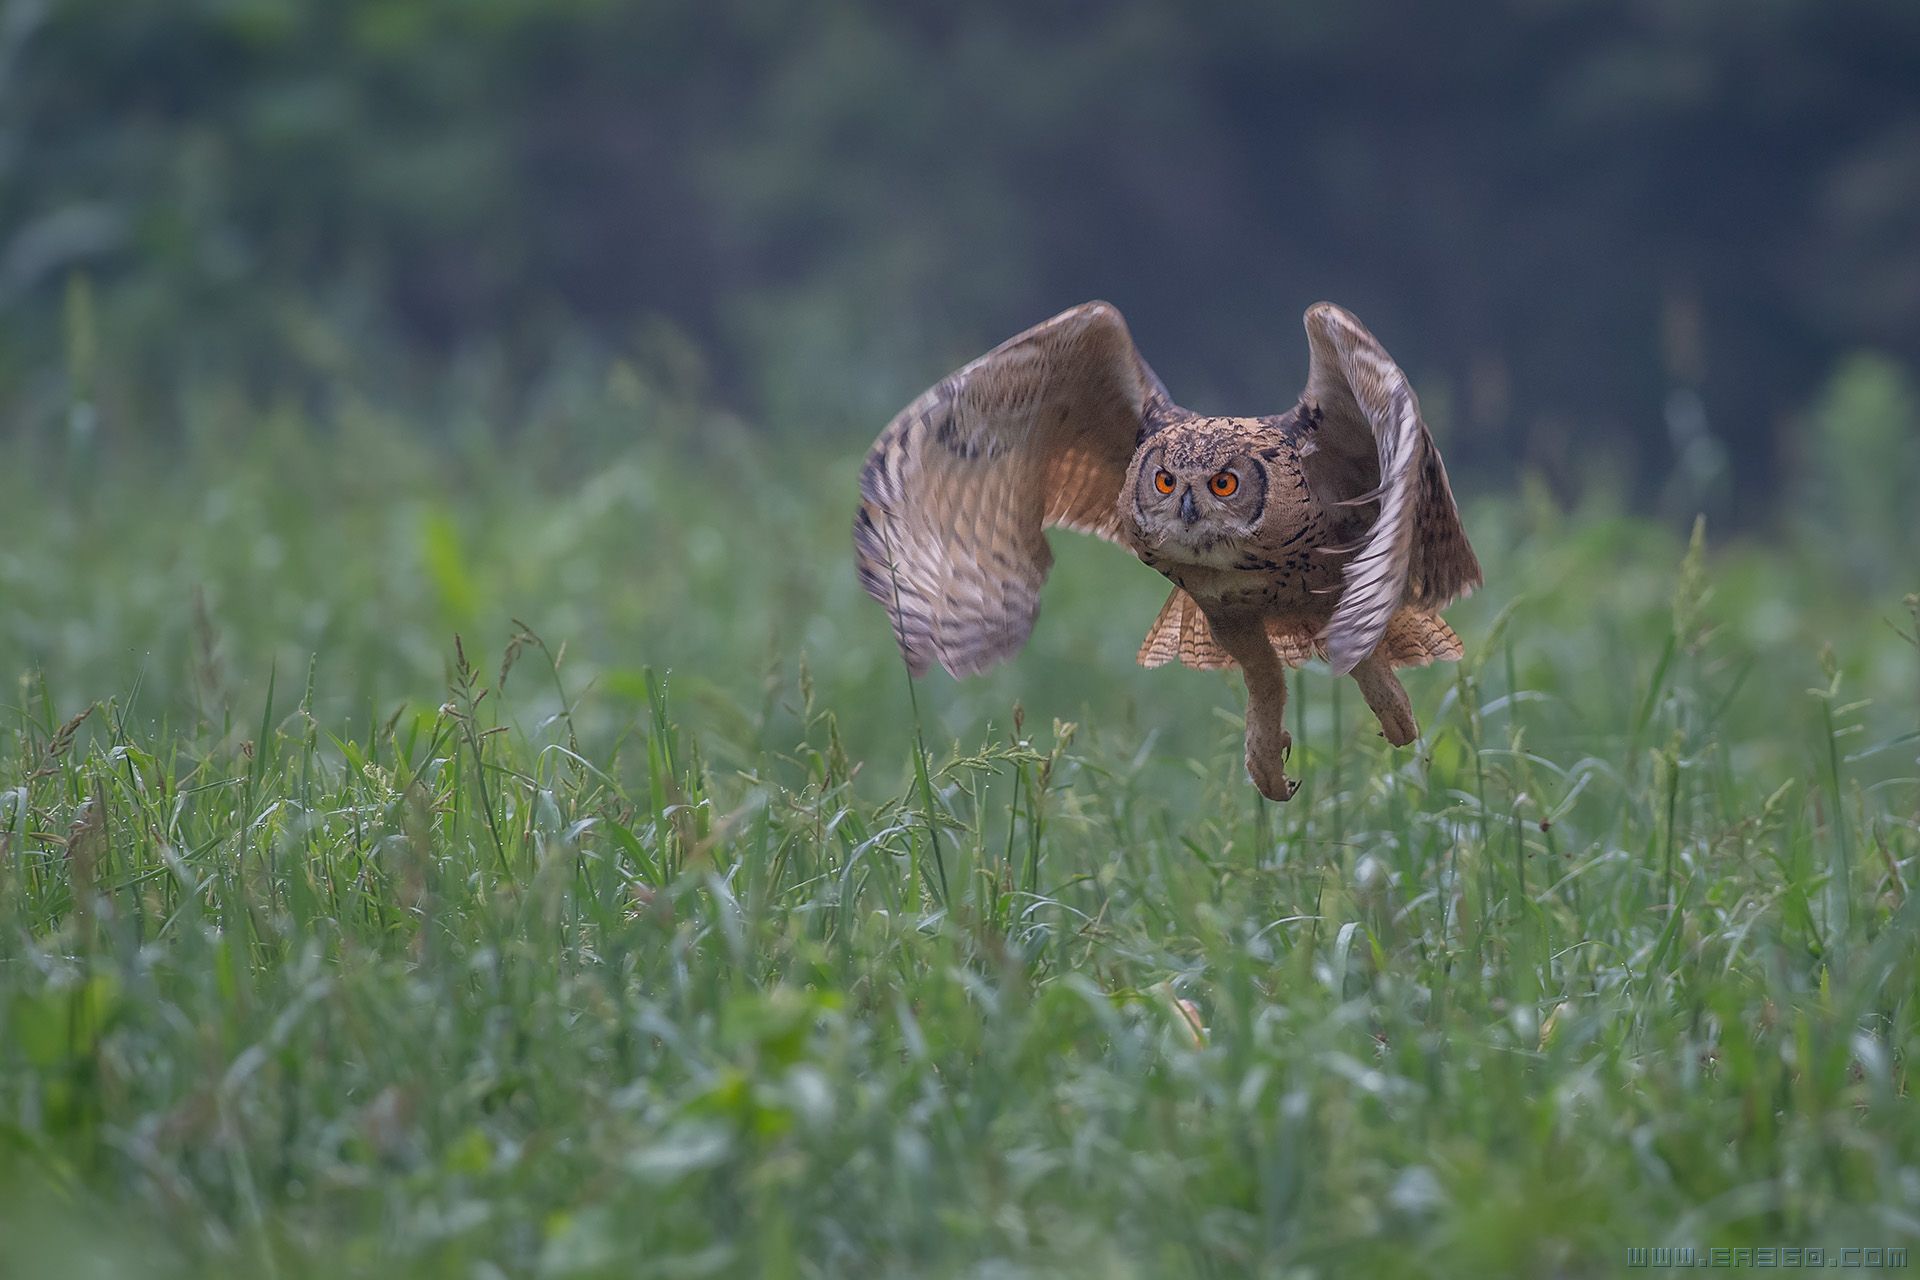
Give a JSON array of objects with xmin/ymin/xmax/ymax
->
[{"xmin": 2, "ymin": 368, "xmax": 1919, "ymax": 1277}]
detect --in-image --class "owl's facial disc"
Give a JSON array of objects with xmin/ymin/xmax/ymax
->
[{"xmin": 1134, "ymin": 449, "xmax": 1265, "ymax": 555}]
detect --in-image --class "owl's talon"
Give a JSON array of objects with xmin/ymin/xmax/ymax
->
[
  {"xmin": 1247, "ymin": 728, "xmax": 1298, "ymax": 802},
  {"xmin": 1378, "ymin": 711, "xmax": 1417, "ymax": 748},
  {"xmin": 1248, "ymin": 759, "xmax": 1300, "ymax": 803},
  {"xmin": 1351, "ymin": 655, "xmax": 1418, "ymax": 747}
]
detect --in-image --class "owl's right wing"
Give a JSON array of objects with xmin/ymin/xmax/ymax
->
[{"xmin": 854, "ymin": 301, "xmax": 1170, "ymax": 678}]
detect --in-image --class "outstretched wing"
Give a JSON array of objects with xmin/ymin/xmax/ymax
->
[
  {"xmin": 854, "ymin": 301, "xmax": 1169, "ymax": 677},
  {"xmin": 1299, "ymin": 302, "xmax": 1482, "ymax": 675}
]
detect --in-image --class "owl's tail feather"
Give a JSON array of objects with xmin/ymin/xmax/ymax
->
[
  {"xmin": 1376, "ymin": 609, "xmax": 1464, "ymax": 668},
  {"xmin": 1140, "ymin": 590, "xmax": 1461, "ymax": 672},
  {"xmin": 1138, "ymin": 589, "xmax": 1235, "ymax": 670},
  {"xmin": 1138, "ymin": 590, "xmax": 1321, "ymax": 671}
]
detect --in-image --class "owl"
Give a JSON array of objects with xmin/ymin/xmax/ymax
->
[{"xmin": 853, "ymin": 301, "xmax": 1481, "ymax": 800}]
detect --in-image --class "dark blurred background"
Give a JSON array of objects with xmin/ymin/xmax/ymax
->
[{"xmin": 4, "ymin": 0, "xmax": 1919, "ymax": 517}]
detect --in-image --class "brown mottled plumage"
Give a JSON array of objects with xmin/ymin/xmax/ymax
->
[{"xmin": 854, "ymin": 301, "xmax": 1482, "ymax": 800}]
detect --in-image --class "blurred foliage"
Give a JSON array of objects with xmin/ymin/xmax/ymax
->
[
  {"xmin": 1, "ymin": 366, "xmax": 1918, "ymax": 1276},
  {"xmin": 4, "ymin": 9, "xmax": 1919, "ymax": 1272},
  {"xmin": 3, "ymin": 0, "xmax": 1919, "ymax": 508},
  {"xmin": 1793, "ymin": 354, "xmax": 1920, "ymax": 591},
  {"xmin": 2, "ymin": 349, "xmax": 1915, "ymax": 789}
]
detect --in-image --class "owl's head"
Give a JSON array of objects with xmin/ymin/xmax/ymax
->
[{"xmin": 1128, "ymin": 422, "xmax": 1269, "ymax": 557}]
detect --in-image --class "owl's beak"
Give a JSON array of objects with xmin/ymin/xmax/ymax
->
[{"xmin": 1179, "ymin": 487, "xmax": 1199, "ymax": 525}]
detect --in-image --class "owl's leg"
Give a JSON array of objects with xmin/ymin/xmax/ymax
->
[
  {"xmin": 1208, "ymin": 615, "xmax": 1297, "ymax": 802},
  {"xmin": 1349, "ymin": 651, "xmax": 1418, "ymax": 747}
]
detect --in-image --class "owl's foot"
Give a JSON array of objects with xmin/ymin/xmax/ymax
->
[
  {"xmin": 1351, "ymin": 655, "xmax": 1417, "ymax": 747},
  {"xmin": 1212, "ymin": 611, "xmax": 1299, "ymax": 800},
  {"xmin": 1245, "ymin": 726, "xmax": 1299, "ymax": 802},
  {"xmin": 1371, "ymin": 701, "xmax": 1417, "ymax": 748}
]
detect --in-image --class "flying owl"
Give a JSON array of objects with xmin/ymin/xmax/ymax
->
[{"xmin": 853, "ymin": 301, "xmax": 1481, "ymax": 801}]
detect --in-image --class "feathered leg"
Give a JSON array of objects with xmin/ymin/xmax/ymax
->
[
  {"xmin": 1350, "ymin": 650, "xmax": 1417, "ymax": 746},
  {"xmin": 1208, "ymin": 614, "xmax": 1297, "ymax": 802}
]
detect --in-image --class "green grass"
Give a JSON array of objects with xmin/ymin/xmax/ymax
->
[{"xmin": 2, "ymin": 397, "xmax": 1919, "ymax": 1278}]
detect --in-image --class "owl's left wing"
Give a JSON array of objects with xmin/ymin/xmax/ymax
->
[
  {"xmin": 1299, "ymin": 303, "xmax": 1482, "ymax": 675},
  {"xmin": 855, "ymin": 301, "xmax": 1169, "ymax": 678}
]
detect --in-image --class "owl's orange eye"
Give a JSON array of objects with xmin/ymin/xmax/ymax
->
[
  {"xmin": 1209, "ymin": 471, "xmax": 1239, "ymax": 497},
  {"xmin": 1153, "ymin": 469, "xmax": 1176, "ymax": 495}
]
